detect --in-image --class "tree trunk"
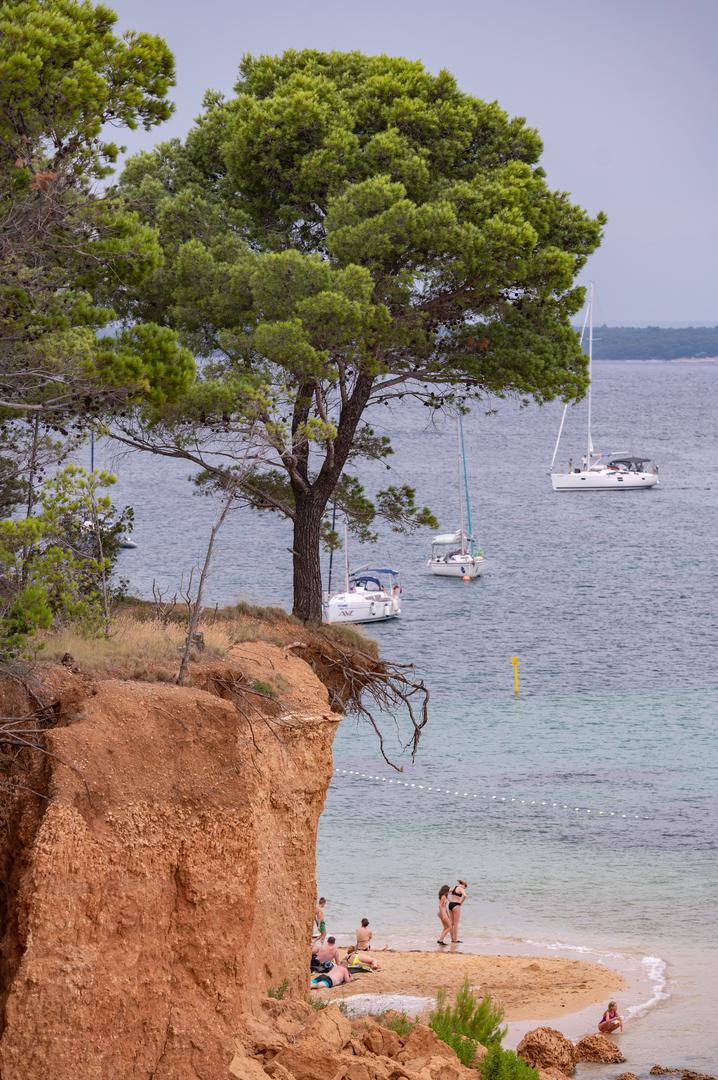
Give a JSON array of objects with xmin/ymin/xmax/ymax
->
[
  {"xmin": 291, "ymin": 495, "xmax": 324, "ymax": 623},
  {"xmin": 290, "ymin": 371, "xmax": 375, "ymax": 623}
]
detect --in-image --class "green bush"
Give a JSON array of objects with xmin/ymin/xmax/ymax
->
[
  {"xmin": 480, "ymin": 1045, "xmax": 538, "ymax": 1079},
  {"xmin": 429, "ymin": 980, "xmax": 506, "ymax": 1066},
  {"xmin": 0, "ymin": 582, "xmax": 52, "ymax": 658},
  {"xmin": 0, "ymin": 467, "xmax": 133, "ymax": 657}
]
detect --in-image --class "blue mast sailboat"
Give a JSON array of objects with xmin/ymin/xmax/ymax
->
[{"xmin": 426, "ymin": 414, "xmax": 486, "ymax": 579}]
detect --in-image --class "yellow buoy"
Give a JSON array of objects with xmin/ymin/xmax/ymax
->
[{"xmin": 511, "ymin": 656, "xmax": 519, "ymax": 695}]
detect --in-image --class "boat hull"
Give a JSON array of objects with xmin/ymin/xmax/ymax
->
[
  {"xmin": 552, "ymin": 471, "xmax": 659, "ymax": 491},
  {"xmin": 427, "ymin": 556, "xmax": 485, "ymax": 578},
  {"xmin": 323, "ymin": 593, "xmax": 400, "ymax": 625}
]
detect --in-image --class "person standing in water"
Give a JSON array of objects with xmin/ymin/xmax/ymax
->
[
  {"xmin": 448, "ymin": 880, "xmax": 468, "ymax": 943},
  {"xmin": 437, "ymin": 885, "xmax": 452, "ymax": 945}
]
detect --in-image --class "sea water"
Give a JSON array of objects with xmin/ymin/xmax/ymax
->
[{"xmin": 106, "ymin": 362, "xmax": 718, "ymax": 1075}]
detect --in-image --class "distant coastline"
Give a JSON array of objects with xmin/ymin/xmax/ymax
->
[
  {"xmin": 594, "ymin": 355, "xmax": 718, "ymax": 363},
  {"xmin": 575, "ymin": 324, "xmax": 718, "ymax": 361}
]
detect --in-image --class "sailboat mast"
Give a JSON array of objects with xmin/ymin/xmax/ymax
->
[
  {"xmin": 549, "ymin": 301, "xmax": 590, "ymax": 473},
  {"xmin": 459, "ymin": 413, "xmax": 473, "ymax": 542},
  {"xmin": 586, "ymin": 282, "xmax": 594, "ymax": 469},
  {"xmin": 456, "ymin": 417, "xmax": 465, "ymax": 549},
  {"xmin": 343, "ymin": 519, "xmax": 350, "ymax": 593},
  {"xmin": 327, "ymin": 502, "xmax": 337, "ymax": 595}
]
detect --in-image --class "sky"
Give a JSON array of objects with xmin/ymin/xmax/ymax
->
[{"xmin": 110, "ymin": 0, "xmax": 718, "ymax": 324}]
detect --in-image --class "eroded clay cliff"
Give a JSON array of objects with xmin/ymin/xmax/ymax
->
[{"xmin": 0, "ymin": 642, "xmax": 339, "ymax": 1079}]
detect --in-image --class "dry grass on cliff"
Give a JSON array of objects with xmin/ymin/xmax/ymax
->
[
  {"xmin": 20, "ymin": 599, "xmax": 426, "ymax": 770},
  {"xmin": 39, "ymin": 602, "xmax": 379, "ymax": 682},
  {"xmin": 42, "ymin": 616, "xmax": 214, "ymax": 679},
  {"xmin": 119, "ymin": 598, "xmax": 379, "ymax": 658},
  {"xmin": 40, "ymin": 612, "xmax": 272, "ymax": 680}
]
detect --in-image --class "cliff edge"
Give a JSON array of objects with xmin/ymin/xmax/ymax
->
[{"xmin": 0, "ymin": 641, "xmax": 338, "ymax": 1079}]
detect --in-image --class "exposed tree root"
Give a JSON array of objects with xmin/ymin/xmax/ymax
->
[{"xmin": 290, "ymin": 633, "xmax": 430, "ymax": 770}]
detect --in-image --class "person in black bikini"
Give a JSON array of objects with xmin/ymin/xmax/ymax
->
[{"xmin": 447, "ymin": 880, "xmax": 467, "ymax": 943}]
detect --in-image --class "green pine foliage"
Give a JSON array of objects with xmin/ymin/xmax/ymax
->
[
  {"xmin": 0, "ymin": 0, "xmax": 193, "ymax": 418},
  {"xmin": 0, "ymin": 581, "xmax": 53, "ymax": 659},
  {"xmin": 480, "ymin": 1045, "xmax": 538, "ymax": 1080},
  {"xmin": 429, "ymin": 980, "xmax": 506, "ymax": 1067},
  {"xmin": 117, "ymin": 49, "xmax": 604, "ymax": 621}
]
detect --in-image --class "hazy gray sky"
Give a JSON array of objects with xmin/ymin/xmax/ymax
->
[{"xmin": 111, "ymin": 0, "xmax": 717, "ymax": 324}]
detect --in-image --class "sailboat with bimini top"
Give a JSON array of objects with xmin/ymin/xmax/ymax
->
[{"xmin": 323, "ymin": 520, "xmax": 401, "ymax": 624}]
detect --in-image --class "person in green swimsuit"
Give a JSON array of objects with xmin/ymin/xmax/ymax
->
[{"xmin": 314, "ymin": 897, "xmax": 327, "ymax": 936}]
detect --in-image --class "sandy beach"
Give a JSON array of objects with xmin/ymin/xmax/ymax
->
[{"xmin": 316, "ymin": 949, "xmax": 625, "ymax": 1021}]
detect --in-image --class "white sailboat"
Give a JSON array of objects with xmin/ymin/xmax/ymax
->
[
  {"xmin": 427, "ymin": 414, "xmax": 486, "ymax": 579},
  {"xmin": 323, "ymin": 521, "xmax": 401, "ymax": 625},
  {"xmin": 550, "ymin": 285, "xmax": 659, "ymax": 491}
]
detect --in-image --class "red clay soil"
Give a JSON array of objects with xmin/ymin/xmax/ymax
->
[{"xmin": 0, "ymin": 643, "xmax": 338, "ymax": 1080}]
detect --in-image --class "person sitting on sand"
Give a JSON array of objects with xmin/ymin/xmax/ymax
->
[
  {"xmin": 314, "ymin": 897, "xmax": 327, "ymax": 936},
  {"xmin": 437, "ymin": 884, "xmax": 452, "ymax": 945},
  {"xmin": 356, "ymin": 918, "xmax": 372, "ymax": 950},
  {"xmin": 346, "ymin": 946, "xmax": 380, "ymax": 971},
  {"xmin": 448, "ymin": 880, "xmax": 468, "ymax": 943},
  {"xmin": 598, "ymin": 1000, "xmax": 624, "ymax": 1034},
  {"xmin": 310, "ymin": 962, "xmax": 353, "ymax": 988},
  {"xmin": 313, "ymin": 935, "xmax": 340, "ymax": 965}
]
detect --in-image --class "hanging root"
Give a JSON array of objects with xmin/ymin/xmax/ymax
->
[
  {"xmin": 298, "ymin": 635, "xmax": 430, "ymax": 771},
  {"xmin": 0, "ymin": 671, "xmax": 95, "ymax": 807}
]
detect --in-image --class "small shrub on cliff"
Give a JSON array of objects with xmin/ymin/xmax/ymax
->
[
  {"xmin": 268, "ymin": 978, "xmax": 289, "ymax": 1000},
  {"xmin": 480, "ymin": 1045, "xmax": 538, "ymax": 1080},
  {"xmin": 380, "ymin": 1011, "xmax": 416, "ymax": 1037},
  {"xmin": 252, "ymin": 679, "xmax": 275, "ymax": 697},
  {"xmin": 430, "ymin": 981, "xmax": 506, "ymax": 1066}
]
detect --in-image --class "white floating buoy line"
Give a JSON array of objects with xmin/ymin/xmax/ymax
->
[{"xmin": 332, "ymin": 768, "xmax": 644, "ymax": 821}]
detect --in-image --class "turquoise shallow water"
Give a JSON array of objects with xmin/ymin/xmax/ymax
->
[
  {"xmin": 326, "ymin": 683, "xmax": 717, "ymax": 950},
  {"xmin": 106, "ymin": 361, "xmax": 718, "ymax": 1074}
]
